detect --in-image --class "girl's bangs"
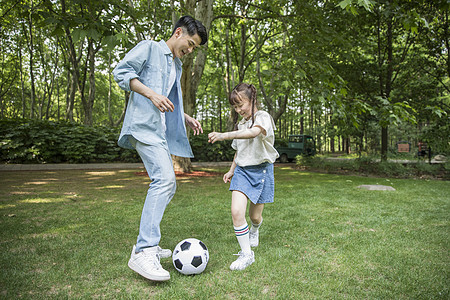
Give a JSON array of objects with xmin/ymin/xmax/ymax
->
[{"xmin": 229, "ymin": 91, "xmax": 242, "ymax": 105}]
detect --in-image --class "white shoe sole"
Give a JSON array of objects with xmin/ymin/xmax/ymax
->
[
  {"xmin": 230, "ymin": 258, "xmax": 255, "ymax": 271},
  {"xmin": 229, "ymin": 253, "xmax": 255, "ymax": 271},
  {"xmin": 128, "ymin": 259, "xmax": 170, "ymax": 281}
]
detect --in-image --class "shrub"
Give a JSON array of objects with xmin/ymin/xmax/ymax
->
[
  {"xmin": 0, "ymin": 119, "xmax": 237, "ymax": 164},
  {"xmin": 294, "ymin": 154, "xmax": 446, "ymax": 179},
  {"xmin": 0, "ymin": 119, "xmax": 139, "ymax": 163},
  {"xmin": 189, "ymin": 134, "xmax": 235, "ymax": 162},
  {"xmin": 414, "ymin": 162, "xmax": 438, "ymax": 176},
  {"xmin": 375, "ymin": 161, "xmax": 411, "ymax": 177},
  {"xmin": 296, "ymin": 155, "xmax": 322, "ymax": 167}
]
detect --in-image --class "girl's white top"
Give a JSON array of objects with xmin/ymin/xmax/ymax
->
[{"xmin": 232, "ymin": 110, "xmax": 279, "ymax": 167}]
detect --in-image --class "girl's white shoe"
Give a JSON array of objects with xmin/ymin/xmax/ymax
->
[{"xmin": 230, "ymin": 251, "xmax": 255, "ymax": 271}]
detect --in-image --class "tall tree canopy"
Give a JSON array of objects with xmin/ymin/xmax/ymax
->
[{"xmin": 0, "ymin": 0, "xmax": 448, "ymax": 158}]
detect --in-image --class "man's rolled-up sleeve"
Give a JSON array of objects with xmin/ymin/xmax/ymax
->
[{"xmin": 113, "ymin": 40, "xmax": 152, "ymax": 92}]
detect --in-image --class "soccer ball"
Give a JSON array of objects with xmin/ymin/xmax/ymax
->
[{"xmin": 172, "ymin": 238, "xmax": 209, "ymax": 275}]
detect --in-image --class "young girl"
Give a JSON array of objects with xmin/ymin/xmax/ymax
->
[{"xmin": 208, "ymin": 83, "xmax": 279, "ymax": 271}]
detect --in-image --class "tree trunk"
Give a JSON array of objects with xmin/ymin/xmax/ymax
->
[
  {"xmin": 66, "ymin": 70, "xmax": 76, "ymax": 121},
  {"xmin": 23, "ymin": 15, "xmax": 36, "ymax": 118},
  {"xmin": 85, "ymin": 39, "xmax": 96, "ymax": 125},
  {"xmin": 172, "ymin": 155, "xmax": 192, "ymax": 173},
  {"xmin": 57, "ymin": 78, "xmax": 60, "ymax": 120},
  {"xmin": 173, "ymin": 0, "xmax": 214, "ymax": 173},
  {"xmin": 381, "ymin": 12, "xmax": 394, "ymax": 161},
  {"xmin": 113, "ymin": 91, "xmax": 129, "ymax": 127},
  {"xmin": 225, "ymin": 22, "xmax": 237, "ymax": 131},
  {"xmin": 300, "ymin": 106, "xmax": 304, "ymax": 134},
  {"xmin": 62, "ymin": 0, "xmax": 88, "ymax": 123},
  {"xmin": 108, "ymin": 51, "xmax": 113, "ymax": 126},
  {"xmin": 45, "ymin": 45, "xmax": 59, "ymax": 120},
  {"xmin": 19, "ymin": 46, "xmax": 26, "ymax": 118},
  {"xmin": 345, "ymin": 137, "xmax": 350, "ymax": 154}
]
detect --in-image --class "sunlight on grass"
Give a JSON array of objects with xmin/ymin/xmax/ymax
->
[
  {"xmin": 19, "ymin": 198, "xmax": 67, "ymax": 204},
  {"xmin": 24, "ymin": 181, "xmax": 53, "ymax": 185},
  {"xmin": 85, "ymin": 171, "xmax": 118, "ymax": 176},
  {"xmin": 0, "ymin": 204, "xmax": 16, "ymax": 209},
  {"xmin": 95, "ymin": 185, "xmax": 125, "ymax": 189},
  {"xmin": 117, "ymin": 169, "xmax": 143, "ymax": 173},
  {"xmin": 23, "ymin": 178, "xmax": 60, "ymax": 185},
  {"xmin": 176, "ymin": 178, "xmax": 195, "ymax": 183},
  {"xmin": 84, "ymin": 171, "xmax": 120, "ymax": 181},
  {"xmin": 46, "ymin": 223, "xmax": 87, "ymax": 235},
  {"xmin": 9, "ymin": 191, "xmax": 33, "ymax": 195}
]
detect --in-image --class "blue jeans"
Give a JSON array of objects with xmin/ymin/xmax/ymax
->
[{"xmin": 130, "ymin": 137, "xmax": 176, "ymax": 252}]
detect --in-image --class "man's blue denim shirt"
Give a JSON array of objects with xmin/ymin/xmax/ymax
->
[{"xmin": 113, "ymin": 40, "xmax": 194, "ymax": 158}]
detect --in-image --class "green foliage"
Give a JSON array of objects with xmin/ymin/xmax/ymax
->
[
  {"xmin": 0, "ymin": 119, "xmax": 139, "ymax": 163},
  {"xmin": 296, "ymin": 155, "xmax": 447, "ymax": 179},
  {"xmin": 419, "ymin": 103, "xmax": 450, "ymax": 155},
  {"xmin": 0, "ymin": 119, "xmax": 238, "ymax": 164},
  {"xmin": 190, "ymin": 134, "xmax": 235, "ymax": 162},
  {"xmin": 0, "ymin": 0, "xmax": 448, "ymax": 159},
  {"xmin": 375, "ymin": 161, "xmax": 411, "ymax": 177}
]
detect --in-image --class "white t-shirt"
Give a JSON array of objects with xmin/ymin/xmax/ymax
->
[
  {"xmin": 231, "ymin": 110, "xmax": 279, "ymax": 167},
  {"xmin": 161, "ymin": 61, "xmax": 176, "ymax": 132}
]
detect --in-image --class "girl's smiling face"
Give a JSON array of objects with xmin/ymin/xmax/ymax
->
[
  {"xmin": 229, "ymin": 83, "xmax": 259, "ymax": 129},
  {"xmin": 233, "ymin": 97, "xmax": 254, "ymax": 120}
]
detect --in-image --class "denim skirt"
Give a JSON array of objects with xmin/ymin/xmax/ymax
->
[{"xmin": 229, "ymin": 162, "xmax": 274, "ymax": 204}]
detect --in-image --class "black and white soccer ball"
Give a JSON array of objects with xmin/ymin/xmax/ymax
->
[{"xmin": 172, "ymin": 238, "xmax": 209, "ymax": 275}]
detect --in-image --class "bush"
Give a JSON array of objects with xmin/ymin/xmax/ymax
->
[
  {"xmin": 0, "ymin": 119, "xmax": 236, "ymax": 164},
  {"xmin": 375, "ymin": 161, "xmax": 411, "ymax": 177},
  {"xmin": 0, "ymin": 119, "xmax": 139, "ymax": 163},
  {"xmin": 189, "ymin": 134, "xmax": 235, "ymax": 162},
  {"xmin": 296, "ymin": 155, "xmax": 318, "ymax": 167},
  {"xmin": 295, "ymin": 154, "xmax": 446, "ymax": 179}
]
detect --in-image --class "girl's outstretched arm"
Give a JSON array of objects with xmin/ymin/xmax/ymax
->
[{"xmin": 208, "ymin": 126, "xmax": 262, "ymax": 144}]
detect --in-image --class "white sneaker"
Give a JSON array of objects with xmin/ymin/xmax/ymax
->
[
  {"xmin": 156, "ymin": 246, "xmax": 172, "ymax": 258},
  {"xmin": 230, "ymin": 251, "xmax": 255, "ymax": 271},
  {"xmin": 249, "ymin": 230, "xmax": 259, "ymax": 247},
  {"xmin": 128, "ymin": 245, "xmax": 170, "ymax": 281}
]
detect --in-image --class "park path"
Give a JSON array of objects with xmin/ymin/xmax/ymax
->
[
  {"xmin": 0, "ymin": 162, "xmax": 233, "ymax": 171},
  {"xmin": 0, "ymin": 158, "xmax": 441, "ymax": 172}
]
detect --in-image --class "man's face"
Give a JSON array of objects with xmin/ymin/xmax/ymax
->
[{"xmin": 172, "ymin": 27, "xmax": 201, "ymax": 58}]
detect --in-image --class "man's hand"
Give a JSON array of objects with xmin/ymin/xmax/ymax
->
[
  {"xmin": 149, "ymin": 93, "xmax": 174, "ymax": 113},
  {"xmin": 130, "ymin": 78, "xmax": 174, "ymax": 112},
  {"xmin": 185, "ymin": 114, "xmax": 203, "ymax": 135}
]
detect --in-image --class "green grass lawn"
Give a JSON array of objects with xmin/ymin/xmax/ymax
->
[{"xmin": 1, "ymin": 166, "xmax": 448, "ymax": 299}]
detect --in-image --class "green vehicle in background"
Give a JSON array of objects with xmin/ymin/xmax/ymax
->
[{"xmin": 276, "ymin": 134, "xmax": 316, "ymax": 163}]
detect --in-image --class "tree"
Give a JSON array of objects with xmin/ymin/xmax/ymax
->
[
  {"xmin": 336, "ymin": 0, "xmax": 444, "ymax": 160},
  {"xmin": 0, "ymin": 0, "xmax": 448, "ymax": 162}
]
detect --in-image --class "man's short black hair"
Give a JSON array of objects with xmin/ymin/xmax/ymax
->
[{"xmin": 172, "ymin": 15, "xmax": 208, "ymax": 45}]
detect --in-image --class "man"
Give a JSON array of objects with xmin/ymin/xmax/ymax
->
[{"xmin": 113, "ymin": 15, "xmax": 208, "ymax": 281}]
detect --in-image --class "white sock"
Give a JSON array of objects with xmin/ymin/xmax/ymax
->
[
  {"xmin": 234, "ymin": 223, "xmax": 251, "ymax": 254},
  {"xmin": 250, "ymin": 218, "xmax": 263, "ymax": 233}
]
